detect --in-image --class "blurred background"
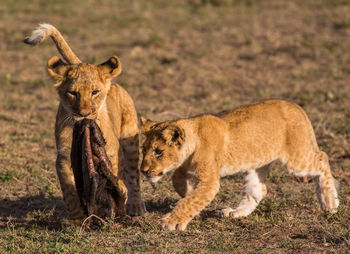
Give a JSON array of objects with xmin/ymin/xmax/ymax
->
[{"xmin": 0, "ymin": 0, "xmax": 349, "ymax": 252}]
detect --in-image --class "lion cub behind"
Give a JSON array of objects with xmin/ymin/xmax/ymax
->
[{"xmin": 140, "ymin": 99, "xmax": 339, "ymax": 231}]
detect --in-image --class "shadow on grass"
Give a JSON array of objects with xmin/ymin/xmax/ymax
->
[
  {"xmin": 145, "ymin": 198, "xmax": 222, "ymax": 219},
  {"xmin": 0, "ymin": 194, "xmax": 66, "ymax": 230},
  {"xmin": 200, "ymin": 209, "xmax": 221, "ymax": 219},
  {"xmin": 144, "ymin": 197, "xmax": 177, "ymax": 214},
  {"xmin": 0, "ymin": 195, "xmax": 178, "ymax": 230}
]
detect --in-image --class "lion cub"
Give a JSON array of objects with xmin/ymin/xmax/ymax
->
[
  {"xmin": 24, "ymin": 24, "xmax": 146, "ymax": 221},
  {"xmin": 140, "ymin": 100, "xmax": 339, "ymax": 231}
]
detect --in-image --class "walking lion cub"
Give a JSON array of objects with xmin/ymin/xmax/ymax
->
[
  {"xmin": 140, "ymin": 99, "xmax": 339, "ymax": 231},
  {"xmin": 24, "ymin": 24, "xmax": 146, "ymax": 221}
]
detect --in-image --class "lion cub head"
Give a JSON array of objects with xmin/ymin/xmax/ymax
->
[
  {"xmin": 140, "ymin": 117, "xmax": 186, "ymax": 183},
  {"xmin": 48, "ymin": 56, "xmax": 121, "ymax": 121},
  {"xmin": 24, "ymin": 24, "xmax": 122, "ymax": 122}
]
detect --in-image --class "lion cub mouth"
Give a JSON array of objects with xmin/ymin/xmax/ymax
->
[
  {"xmin": 72, "ymin": 114, "xmax": 96, "ymax": 122},
  {"xmin": 149, "ymin": 175, "xmax": 162, "ymax": 184}
]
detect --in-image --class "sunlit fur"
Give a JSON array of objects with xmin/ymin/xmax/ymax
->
[
  {"xmin": 24, "ymin": 24, "xmax": 146, "ymax": 221},
  {"xmin": 54, "ymin": 64, "xmax": 114, "ymax": 121},
  {"xmin": 141, "ymin": 124, "xmax": 190, "ymax": 183},
  {"xmin": 140, "ymin": 99, "xmax": 339, "ymax": 231}
]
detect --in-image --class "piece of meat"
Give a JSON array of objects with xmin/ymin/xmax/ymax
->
[
  {"xmin": 71, "ymin": 119, "xmax": 122, "ymax": 218},
  {"xmin": 82, "ymin": 124, "xmax": 99, "ymax": 216}
]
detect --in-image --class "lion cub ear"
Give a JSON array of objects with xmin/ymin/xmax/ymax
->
[
  {"xmin": 163, "ymin": 125, "xmax": 185, "ymax": 146},
  {"xmin": 140, "ymin": 116, "xmax": 157, "ymax": 133},
  {"xmin": 98, "ymin": 56, "xmax": 122, "ymax": 80},
  {"xmin": 47, "ymin": 56, "xmax": 71, "ymax": 81}
]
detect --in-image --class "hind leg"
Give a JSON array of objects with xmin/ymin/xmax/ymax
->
[
  {"xmin": 221, "ymin": 166, "xmax": 268, "ymax": 217},
  {"xmin": 314, "ymin": 152, "xmax": 339, "ymax": 213},
  {"xmin": 286, "ymin": 151, "xmax": 339, "ymax": 213}
]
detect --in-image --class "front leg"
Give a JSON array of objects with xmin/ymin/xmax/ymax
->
[
  {"xmin": 162, "ymin": 177, "xmax": 220, "ymax": 231},
  {"xmin": 56, "ymin": 150, "xmax": 85, "ymax": 221},
  {"xmin": 106, "ymin": 140, "xmax": 128, "ymax": 216},
  {"xmin": 55, "ymin": 118, "xmax": 85, "ymax": 223},
  {"xmin": 121, "ymin": 134, "xmax": 146, "ymax": 216}
]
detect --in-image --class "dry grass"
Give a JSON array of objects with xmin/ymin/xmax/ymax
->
[{"xmin": 0, "ymin": 0, "xmax": 349, "ymax": 252}]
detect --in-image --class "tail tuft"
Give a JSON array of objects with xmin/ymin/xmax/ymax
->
[
  {"xmin": 23, "ymin": 36, "xmax": 42, "ymax": 46},
  {"xmin": 23, "ymin": 24, "xmax": 55, "ymax": 46},
  {"xmin": 24, "ymin": 23, "xmax": 81, "ymax": 64}
]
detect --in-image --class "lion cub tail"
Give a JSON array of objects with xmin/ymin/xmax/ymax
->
[{"xmin": 24, "ymin": 23, "xmax": 81, "ymax": 65}]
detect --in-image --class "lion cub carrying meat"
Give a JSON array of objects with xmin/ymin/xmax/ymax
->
[
  {"xmin": 140, "ymin": 99, "xmax": 339, "ymax": 231},
  {"xmin": 24, "ymin": 24, "xmax": 146, "ymax": 221}
]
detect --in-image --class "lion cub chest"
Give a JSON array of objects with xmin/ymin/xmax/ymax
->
[{"xmin": 96, "ymin": 113, "xmax": 121, "ymax": 160}]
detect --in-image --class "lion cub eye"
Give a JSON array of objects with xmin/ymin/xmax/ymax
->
[
  {"xmin": 153, "ymin": 148, "xmax": 163, "ymax": 157},
  {"xmin": 92, "ymin": 90, "xmax": 100, "ymax": 96},
  {"xmin": 68, "ymin": 91, "xmax": 78, "ymax": 97}
]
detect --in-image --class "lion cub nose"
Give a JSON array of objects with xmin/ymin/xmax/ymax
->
[
  {"xmin": 78, "ymin": 111, "xmax": 91, "ymax": 117},
  {"xmin": 141, "ymin": 168, "xmax": 150, "ymax": 177}
]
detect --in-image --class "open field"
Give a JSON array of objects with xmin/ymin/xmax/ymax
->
[{"xmin": 0, "ymin": 0, "xmax": 350, "ymax": 252}]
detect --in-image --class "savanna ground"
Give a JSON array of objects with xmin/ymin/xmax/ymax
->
[{"xmin": 0, "ymin": 0, "xmax": 350, "ymax": 252}]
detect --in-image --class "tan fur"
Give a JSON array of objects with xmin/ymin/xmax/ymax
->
[
  {"xmin": 24, "ymin": 24, "xmax": 81, "ymax": 65},
  {"xmin": 140, "ymin": 100, "xmax": 339, "ymax": 231},
  {"xmin": 24, "ymin": 24, "xmax": 146, "ymax": 221}
]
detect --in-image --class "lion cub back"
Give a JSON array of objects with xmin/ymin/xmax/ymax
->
[{"xmin": 216, "ymin": 100, "xmax": 319, "ymax": 174}]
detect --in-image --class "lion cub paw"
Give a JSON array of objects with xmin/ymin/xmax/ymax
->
[
  {"xmin": 219, "ymin": 207, "xmax": 252, "ymax": 218},
  {"xmin": 161, "ymin": 213, "xmax": 190, "ymax": 231},
  {"xmin": 219, "ymin": 207, "xmax": 250, "ymax": 218},
  {"xmin": 219, "ymin": 207, "xmax": 234, "ymax": 217},
  {"xmin": 126, "ymin": 200, "xmax": 147, "ymax": 217}
]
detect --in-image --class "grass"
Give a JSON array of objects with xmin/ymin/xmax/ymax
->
[{"xmin": 0, "ymin": 0, "xmax": 350, "ymax": 253}]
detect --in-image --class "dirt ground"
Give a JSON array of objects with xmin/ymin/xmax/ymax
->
[{"xmin": 0, "ymin": 0, "xmax": 349, "ymax": 253}]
